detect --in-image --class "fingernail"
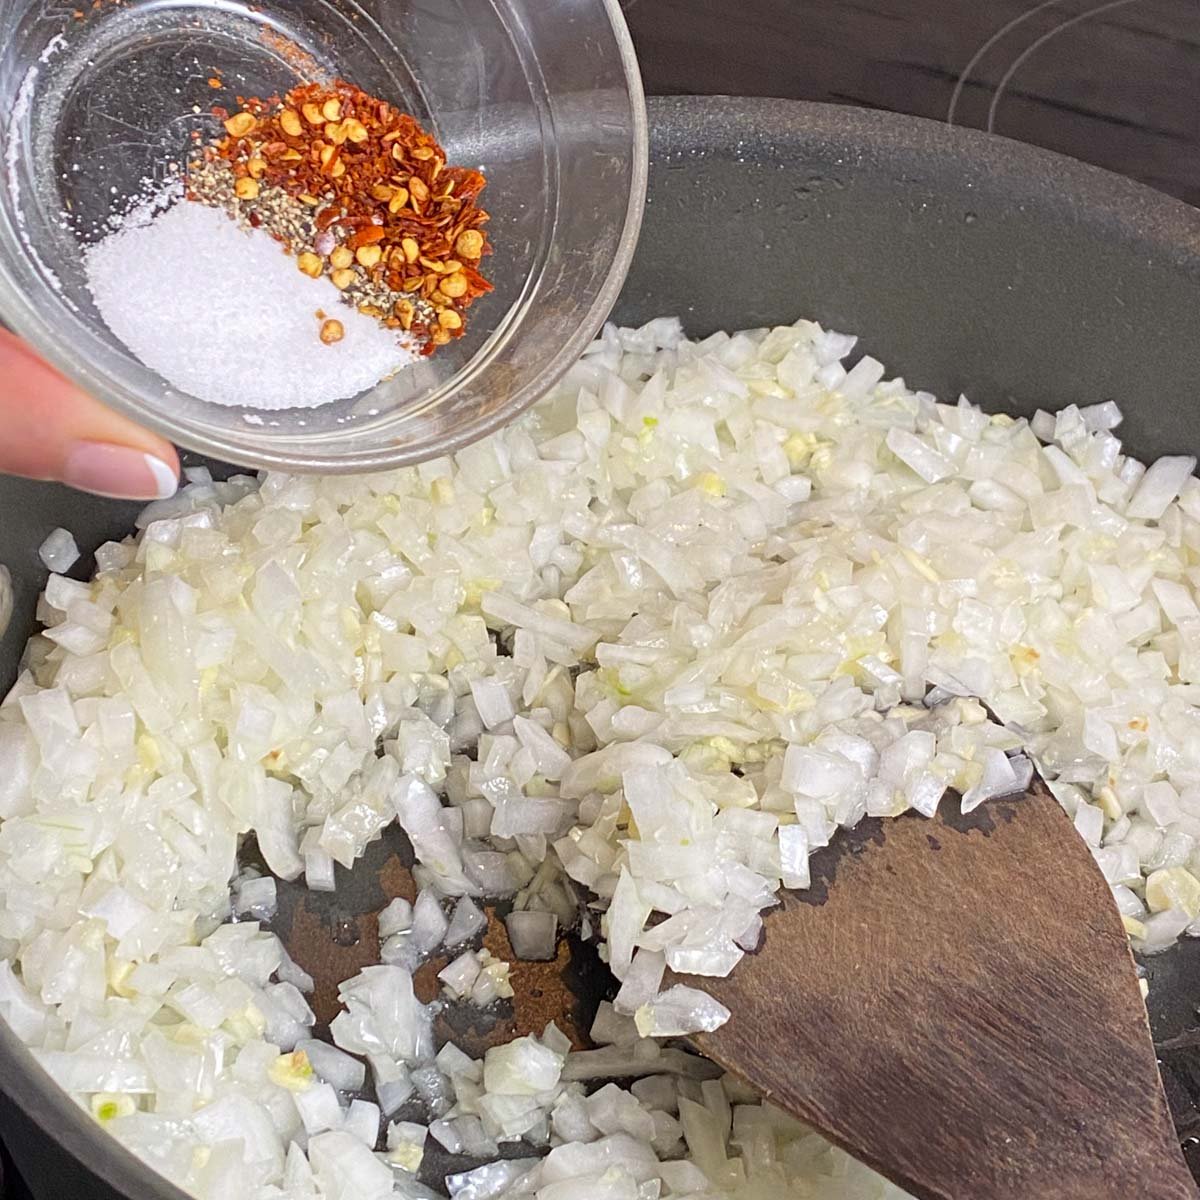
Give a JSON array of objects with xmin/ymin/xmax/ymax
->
[{"xmin": 61, "ymin": 443, "xmax": 178, "ymax": 501}]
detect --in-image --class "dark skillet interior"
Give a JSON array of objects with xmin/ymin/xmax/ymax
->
[{"xmin": 2, "ymin": 96, "xmax": 1200, "ymax": 1199}]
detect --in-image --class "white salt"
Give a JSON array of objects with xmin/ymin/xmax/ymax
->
[{"xmin": 85, "ymin": 198, "xmax": 415, "ymax": 410}]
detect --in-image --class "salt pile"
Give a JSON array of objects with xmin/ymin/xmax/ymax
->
[{"xmin": 85, "ymin": 198, "xmax": 415, "ymax": 410}]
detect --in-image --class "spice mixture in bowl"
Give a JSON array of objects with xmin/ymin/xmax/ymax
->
[{"xmin": 0, "ymin": 0, "xmax": 647, "ymax": 470}]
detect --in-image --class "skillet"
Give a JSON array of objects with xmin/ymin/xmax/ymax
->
[{"xmin": 2, "ymin": 95, "xmax": 1200, "ymax": 1198}]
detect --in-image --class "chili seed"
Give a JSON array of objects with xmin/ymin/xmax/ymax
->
[
  {"xmin": 224, "ymin": 112, "xmax": 256, "ymax": 138},
  {"xmin": 455, "ymin": 230, "xmax": 484, "ymax": 259}
]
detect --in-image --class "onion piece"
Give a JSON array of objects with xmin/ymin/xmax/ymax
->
[
  {"xmin": 444, "ymin": 895, "xmax": 486, "ymax": 947},
  {"xmin": 296, "ymin": 1038, "xmax": 366, "ymax": 1092},
  {"xmin": 38, "ymin": 528, "xmax": 79, "ymax": 572},
  {"xmin": 634, "ymin": 985, "xmax": 731, "ymax": 1037},
  {"xmin": 504, "ymin": 910, "xmax": 558, "ymax": 961},
  {"xmin": 234, "ymin": 876, "xmax": 277, "ymax": 921},
  {"xmin": 0, "ymin": 565, "xmax": 11, "ymax": 638},
  {"xmin": 1126, "ymin": 455, "xmax": 1196, "ymax": 519},
  {"xmin": 411, "ymin": 889, "xmax": 449, "ymax": 956}
]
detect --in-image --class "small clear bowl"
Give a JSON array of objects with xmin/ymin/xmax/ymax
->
[{"xmin": 0, "ymin": 0, "xmax": 646, "ymax": 471}]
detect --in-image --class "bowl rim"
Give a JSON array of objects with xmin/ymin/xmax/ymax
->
[{"xmin": 2, "ymin": 93, "xmax": 1200, "ymax": 1200}]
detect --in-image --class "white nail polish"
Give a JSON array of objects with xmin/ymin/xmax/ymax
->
[{"xmin": 143, "ymin": 454, "xmax": 179, "ymax": 500}]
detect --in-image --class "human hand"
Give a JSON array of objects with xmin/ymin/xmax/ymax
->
[{"xmin": 0, "ymin": 329, "xmax": 179, "ymax": 500}]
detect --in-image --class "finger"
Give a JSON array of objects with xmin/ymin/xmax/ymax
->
[{"xmin": 0, "ymin": 331, "xmax": 179, "ymax": 500}]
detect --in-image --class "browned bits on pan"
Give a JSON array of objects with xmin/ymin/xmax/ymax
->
[{"xmin": 481, "ymin": 910, "xmax": 592, "ymax": 1050}]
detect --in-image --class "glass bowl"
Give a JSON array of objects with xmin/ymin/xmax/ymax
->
[{"xmin": 0, "ymin": 0, "xmax": 647, "ymax": 472}]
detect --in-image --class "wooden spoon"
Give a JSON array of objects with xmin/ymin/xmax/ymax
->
[{"xmin": 676, "ymin": 782, "xmax": 1197, "ymax": 1200}]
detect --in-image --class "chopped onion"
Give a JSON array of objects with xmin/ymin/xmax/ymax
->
[
  {"xmin": 235, "ymin": 875, "xmax": 278, "ymax": 921},
  {"xmin": 275, "ymin": 944, "xmax": 315, "ymax": 994},
  {"xmin": 385, "ymin": 1119, "xmax": 427, "ymax": 1173},
  {"xmin": 482, "ymin": 1035, "xmax": 564, "ymax": 1096},
  {"xmin": 411, "ymin": 888, "xmax": 449, "ymax": 955},
  {"xmin": 1126, "ymin": 455, "xmax": 1196, "ymax": 519},
  {"xmin": 1, "ymin": 315, "xmax": 1191, "ymax": 1200},
  {"xmin": 308, "ymin": 1131, "xmax": 393, "ymax": 1199},
  {"xmin": 446, "ymin": 1160, "xmax": 534, "ymax": 1200},
  {"xmin": 613, "ymin": 949, "xmax": 665, "ymax": 1017},
  {"xmin": 438, "ymin": 950, "xmax": 482, "ymax": 1000},
  {"xmin": 38, "ymin": 528, "xmax": 79, "ymax": 572},
  {"xmin": 292, "ymin": 1080, "xmax": 343, "ymax": 1135},
  {"xmin": 378, "ymin": 897, "xmax": 414, "ymax": 939},
  {"xmin": 634, "ymin": 985, "xmax": 731, "ymax": 1037},
  {"xmin": 296, "ymin": 1038, "xmax": 366, "ymax": 1093},
  {"xmin": 0, "ymin": 565, "xmax": 11, "ymax": 639},
  {"xmin": 504, "ymin": 910, "xmax": 558, "ymax": 961},
  {"xmin": 444, "ymin": 895, "xmax": 486, "ymax": 947},
  {"xmin": 343, "ymin": 1098, "xmax": 380, "ymax": 1148}
]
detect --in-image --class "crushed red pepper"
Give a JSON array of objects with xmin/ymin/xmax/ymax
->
[{"xmin": 201, "ymin": 80, "xmax": 493, "ymax": 354}]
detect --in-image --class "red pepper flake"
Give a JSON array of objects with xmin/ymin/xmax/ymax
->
[{"xmin": 204, "ymin": 80, "xmax": 493, "ymax": 354}]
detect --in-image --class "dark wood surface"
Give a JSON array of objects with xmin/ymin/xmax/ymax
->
[
  {"xmin": 625, "ymin": 0, "xmax": 1200, "ymax": 208},
  {"xmin": 686, "ymin": 786, "xmax": 1197, "ymax": 1200}
]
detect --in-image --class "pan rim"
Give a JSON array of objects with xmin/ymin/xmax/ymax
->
[{"xmin": 644, "ymin": 95, "xmax": 1200, "ymax": 272}]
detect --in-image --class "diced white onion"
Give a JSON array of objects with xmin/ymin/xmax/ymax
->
[
  {"xmin": 38, "ymin": 528, "xmax": 80, "ymax": 572},
  {"xmin": 1, "ymin": 315, "xmax": 1191, "ymax": 1200},
  {"xmin": 504, "ymin": 910, "xmax": 558, "ymax": 961}
]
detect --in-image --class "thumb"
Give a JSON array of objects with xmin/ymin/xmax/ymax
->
[{"xmin": 0, "ymin": 330, "xmax": 179, "ymax": 500}]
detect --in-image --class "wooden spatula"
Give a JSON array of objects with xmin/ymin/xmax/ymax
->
[{"xmin": 676, "ymin": 782, "xmax": 1197, "ymax": 1200}]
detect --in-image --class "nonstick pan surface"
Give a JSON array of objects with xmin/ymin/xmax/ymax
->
[{"xmin": 2, "ymin": 96, "xmax": 1200, "ymax": 1198}]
